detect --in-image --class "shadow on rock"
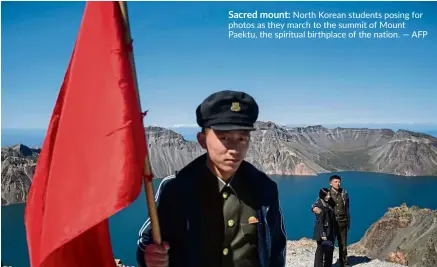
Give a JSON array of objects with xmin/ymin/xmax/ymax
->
[{"xmin": 332, "ymin": 256, "xmax": 372, "ymax": 266}]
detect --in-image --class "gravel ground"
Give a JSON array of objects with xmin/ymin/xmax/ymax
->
[
  {"xmin": 286, "ymin": 238, "xmax": 406, "ymax": 267},
  {"xmin": 115, "ymin": 238, "xmax": 407, "ymax": 267}
]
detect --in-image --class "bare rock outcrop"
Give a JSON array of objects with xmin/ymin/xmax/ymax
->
[
  {"xmin": 387, "ymin": 251, "xmax": 408, "ymax": 265},
  {"xmin": 1, "ymin": 144, "xmax": 40, "ymax": 206},
  {"xmin": 368, "ymin": 130, "xmax": 437, "ymax": 176},
  {"xmin": 145, "ymin": 126, "xmax": 204, "ymax": 178},
  {"xmin": 350, "ymin": 204, "xmax": 437, "ymax": 267},
  {"xmin": 278, "ymin": 123, "xmax": 437, "ymax": 176}
]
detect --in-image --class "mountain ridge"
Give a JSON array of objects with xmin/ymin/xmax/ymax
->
[{"xmin": 2, "ymin": 121, "xmax": 437, "ymax": 206}]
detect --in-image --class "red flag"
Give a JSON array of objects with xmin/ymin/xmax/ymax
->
[{"xmin": 24, "ymin": 2, "xmax": 146, "ymax": 267}]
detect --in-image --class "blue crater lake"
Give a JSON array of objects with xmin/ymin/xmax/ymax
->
[{"xmin": 2, "ymin": 171, "xmax": 437, "ymax": 266}]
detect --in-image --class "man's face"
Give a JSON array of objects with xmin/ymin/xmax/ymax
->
[
  {"xmin": 330, "ymin": 178, "xmax": 341, "ymax": 190},
  {"xmin": 198, "ymin": 128, "xmax": 250, "ymax": 174}
]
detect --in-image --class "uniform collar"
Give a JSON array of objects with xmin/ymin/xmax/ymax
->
[
  {"xmin": 205, "ymin": 159, "xmax": 241, "ymax": 195},
  {"xmin": 330, "ymin": 187, "xmax": 341, "ymax": 195},
  {"xmin": 216, "ymin": 174, "xmax": 235, "ymax": 192}
]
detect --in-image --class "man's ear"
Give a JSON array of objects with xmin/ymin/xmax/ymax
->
[{"xmin": 197, "ymin": 131, "xmax": 207, "ymax": 149}]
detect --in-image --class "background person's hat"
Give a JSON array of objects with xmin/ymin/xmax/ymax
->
[{"xmin": 196, "ymin": 90, "xmax": 259, "ymax": 131}]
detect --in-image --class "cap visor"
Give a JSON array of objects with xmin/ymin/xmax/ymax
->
[{"xmin": 210, "ymin": 124, "xmax": 255, "ymax": 131}]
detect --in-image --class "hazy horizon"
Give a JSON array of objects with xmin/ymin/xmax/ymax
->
[
  {"xmin": 2, "ymin": 121, "xmax": 437, "ymax": 130},
  {"xmin": 2, "ymin": 122, "xmax": 437, "ymax": 149}
]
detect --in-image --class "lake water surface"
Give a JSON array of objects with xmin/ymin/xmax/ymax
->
[{"xmin": 2, "ymin": 172, "xmax": 437, "ymax": 266}]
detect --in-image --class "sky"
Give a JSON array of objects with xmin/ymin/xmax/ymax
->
[{"xmin": 2, "ymin": 1, "xmax": 437, "ymax": 129}]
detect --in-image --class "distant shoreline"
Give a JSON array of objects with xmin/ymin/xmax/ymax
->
[{"xmin": 2, "ymin": 170, "xmax": 436, "ymax": 208}]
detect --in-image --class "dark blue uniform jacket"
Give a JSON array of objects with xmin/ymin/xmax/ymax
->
[{"xmin": 136, "ymin": 154, "xmax": 287, "ymax": 267}]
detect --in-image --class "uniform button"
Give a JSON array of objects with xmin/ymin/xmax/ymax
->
[
  {"xmin": 228, "ymin": 219, "xmax": 235, "ymax": 227},
  {"xmin": 223, "ymin": 248, "xmax": 229, "ymax": 255},
  {"xmin": 222, "ymin": 192, "xmax": 229, "ymax": 199}
]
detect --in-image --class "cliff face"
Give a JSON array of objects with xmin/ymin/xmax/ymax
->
[
  {"xmin": 145, "ymin": 126, "xmax": 204, "ymax": 178},
  {"xmin": 368, "ymin": 130, "xmax": 437, "ymax": 176},
  {"xmin": 245, "ymin": 122, "xmax": 329, "ymax": 175},
  {"xmin": 350, "ymin": 204, "xmax": 437, "ymax": 267},
  {"xmin": 2, "ymin": 122, "xmax": 437, "ymax": 206},
  {"xmin": 246, "ymin": 121, "xmax": 437, "ymax": 176},
  {"xmin": 1, "ymin": 144, "xmax": 40, "ymax": 206},
  {"xmin": 247, "ymin": 122, "xmax": 396, "ymax": 175},
  {"xmin": 1, "ymin": 127, "xmax": 204, "ymax": 206}
]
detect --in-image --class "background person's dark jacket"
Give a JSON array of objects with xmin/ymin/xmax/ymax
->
[
  {"xmin": 136, "ymin": 153, "xmax": 287, "ymax": 267},
  {"xmin": 311, "ymin": 188, "xmax": 350, "ymax": 229},
  {"xmin": 313, "ymin": 198, "xmax": 336, "ymax": 242}
]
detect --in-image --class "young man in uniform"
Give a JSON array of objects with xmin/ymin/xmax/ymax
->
[
  {"xmin": 136, "ymin": 90, "xmax": 287, "ymax": 267},
  {"xmin": 311, "ymin": 175, "xmax": 350, "ymax": 267}
]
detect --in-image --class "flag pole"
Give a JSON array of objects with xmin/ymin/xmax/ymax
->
[{"xmin": 118, "ymin": 1, "xmax": 162, "ymax": 245}]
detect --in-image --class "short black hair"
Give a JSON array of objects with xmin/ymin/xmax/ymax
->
[
  {"xmin": 319, "ymin": 188, "xmax": 330, "ymax": 199},
  {"xmin": 329, "ymin": 175, "xmax": 341, "ymax": 181}
]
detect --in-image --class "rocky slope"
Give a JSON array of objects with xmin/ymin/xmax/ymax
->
[
  {"xmin": 350, "ymin": 204, "xmax": 437, "ymax": 267},
  {"xmin": 145, "ymin": 126, "xmax": 204, "ymax": 178},
  {"xmin": 2, "ymin": 122, "xmax": 437, "ymax": 205},
  {"xmin": 1, "ymin": 127, "xmax": 205, "ymax": 206},
  {"xmin": 1, "ymin": 144, "xmax": 40, "ymax": 206},
  {"xmin": 368, "ymin": 130, "xmax": 437, "ymax": 176},
  {"xmin": 254, "ymin": 122, "xmax": 437, "ymax": 177}
]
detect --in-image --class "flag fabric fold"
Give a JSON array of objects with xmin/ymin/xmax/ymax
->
[{"xmin": 24, "ymin": 2, "xmax": 147, "ymax": 266}]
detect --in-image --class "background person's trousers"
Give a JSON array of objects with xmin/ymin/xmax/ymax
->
[
  {"xmin": 314, "ymin": 241, "xmax": 334, "ymax": 267},
  {"xmin": 334, "ymin": 220, "xmax": 348, "ymax": 266}
]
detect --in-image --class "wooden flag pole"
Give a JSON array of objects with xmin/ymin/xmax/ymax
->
[{"xmin": 118, "ymin": 1, "xmax": 162, "ymax": 245}]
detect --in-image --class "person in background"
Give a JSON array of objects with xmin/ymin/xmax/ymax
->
[
  {"xmin": 136, "ymin": 90, "xmax": 287, "ymax": 267},
  {"xmin": 313, "ymin": 188, "xmax": 336, "ymax": 267},
  {"xmin": 311, "ymin": 175, "xmax": 350, "ymax": 267}
]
